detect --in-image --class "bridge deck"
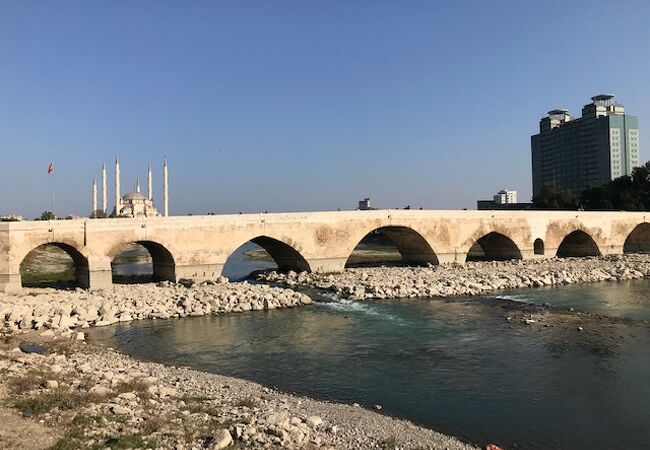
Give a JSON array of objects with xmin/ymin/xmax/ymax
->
[{"xmin": 2, "ymin": 209, "xmax": 649, "ymax": 291}]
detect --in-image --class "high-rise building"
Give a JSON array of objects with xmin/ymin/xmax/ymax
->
[{"xmin": 531, "ymin": 94, "xmax": 639, "ymax": 198}]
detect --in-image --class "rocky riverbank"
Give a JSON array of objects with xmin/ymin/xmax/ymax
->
[
  {"xmin": 3, "ymin": 255, "xmax": 642, "ymax": 449},
  {"xmin": 259, "ymin": 254, "xmax": 650, "ymax": 300},
  {"xmin": 0, "ymin": 334, "xmax": 478, "ymax": 450},
  {"xmin": 0, "ymin": 280, "xmax": 312, "ymax": 334}
]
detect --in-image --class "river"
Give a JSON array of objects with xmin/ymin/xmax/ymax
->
[{"xmin": 88, "ymin": 276, "xmax": 650, "ymax": 450}]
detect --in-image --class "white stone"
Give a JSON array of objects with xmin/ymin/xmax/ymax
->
[
  {"xmin": 109, "ymin": 404, "xmax": 130, "ymax": 415},
  {"xmin": 211, "ymin": 429, "xmax": 232, "ymax": 450},
  {"xmin": 305, "ymin": 416, "xmax": 323, "ymax": 428},
  {"xmin": 118, "ymin": 392, "xmax": 137, "ymax": 401},
  {"xmin": 157, "ymin": 386, "xmax": 177, "ymax": 398},
  {"xmin": 266, "ymin": 411, "xmax": 290, "ymax": 428},
  {"xmin": 89, "ymin": 386, "xmax": 112, "ymax": 396}
]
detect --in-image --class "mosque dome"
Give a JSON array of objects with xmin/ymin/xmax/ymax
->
[{"xmin": 123, "ymin": 191, "xmax": 146, "ymax": 201}]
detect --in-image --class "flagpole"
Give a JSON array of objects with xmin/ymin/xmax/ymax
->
[
  {"xmin": 48, "ymin": 162, "xmax": 55, "ymax": 218},
  {"xmin": 51, "ymin": 172, "xmax": 55, "ymax": 217}
]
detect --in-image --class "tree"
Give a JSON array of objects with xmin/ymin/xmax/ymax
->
[
  {"xmin": 38, "ymin": 211, "xmax": 56, "ymax": 220},
  {"xmin": 91, "ymin": 210, "xmax": 107, "ymax": 219},
  {"xmin": 532, "ymin": 183, "xmax": 576, "ymax": 209},
  {"xmin": 580, "ymin": 161, "xmax": 650, "ymax": 211},
  {"xmin": 581, "ymin": 185, "xmax": 614, "ymax": 210}
]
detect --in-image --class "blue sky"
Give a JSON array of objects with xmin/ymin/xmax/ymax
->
[{"xmin": 1, "ymin": 0, "xmax": 649, "ymax": 218}]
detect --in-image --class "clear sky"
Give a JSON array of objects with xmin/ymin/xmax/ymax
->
[{"xmin": 1, "ymin": 0, "xmax": 649, "ymax": 218}]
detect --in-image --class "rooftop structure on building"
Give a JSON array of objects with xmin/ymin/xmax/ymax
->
[{"xmin": 531, "ymin": 94, "xmax": 640, "ymax": 198}]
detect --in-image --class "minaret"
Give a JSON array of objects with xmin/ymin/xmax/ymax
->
[
  {"xmin": 147, "ymin": 164, "xmax": 153, "ymax": 201},
  {"xmin": 101, "ymin": 162, "xmax": 107, "ymax": 215},
  {"xmin": 114, "ymin": 157, "xmax": 121, "ymax": 216},
  {"xmin": 163, "ymin": 158, "xmax": 169, "ymax": 217},
  {"xmin": 92, "ymin": 177, "xmax": 97, "ymax": 217},
  {"xmin": 136, "ymin": 179, "xmax": 141, "ymax": 193}
]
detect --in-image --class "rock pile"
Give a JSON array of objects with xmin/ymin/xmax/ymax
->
[
  {"xmin": 260, "ymin": 254, "xmax": 650, "ymax": 300},
  {"xmin": 0, "ymin": 281, "xmax": 312, "ymax": 334}
]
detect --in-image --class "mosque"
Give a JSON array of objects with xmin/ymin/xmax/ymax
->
[{"xmin": 91, "ymin": 158, "xmax": 169, "ymax": 218}]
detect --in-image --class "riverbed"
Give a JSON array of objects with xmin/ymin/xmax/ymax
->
[{"xmin": 89, "ymin": 279, "xmax": 650, "ymax": 450}]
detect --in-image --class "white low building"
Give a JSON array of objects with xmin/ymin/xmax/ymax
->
[{"xmin": 493, "ymin": 190, "xmax": 518, "ymax": 204}]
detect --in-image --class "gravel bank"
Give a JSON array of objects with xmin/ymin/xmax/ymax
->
[
  {"xmin": 260, "ymin": 254, "xmax": 650, "ymax": 300},
  {"xmin": 0, "ymin": 281, "xmax": 312, "ymax": 334},
  {"xmin": 0, "ymin": 337, "xmax": 478, "ymax": 450}
]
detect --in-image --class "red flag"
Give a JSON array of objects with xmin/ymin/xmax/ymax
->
[{"xmin": 47, "ymin": 162, "xmax": 54, "ymax": 174}]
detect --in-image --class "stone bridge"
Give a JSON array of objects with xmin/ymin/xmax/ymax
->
[{"xmin": 2, "ymin": 209, "xmax": 650, "ymax": 291}]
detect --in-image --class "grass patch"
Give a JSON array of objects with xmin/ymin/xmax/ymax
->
[
  {"xmin": 182, "ymin": 395, "xmax": 212, "ymax": 403},
  {"xmin": 74, "ymin": 413, "xmax": 128, "ymax": 425},
  {"xmin": 236, "ymin": 396, "xmax": 260, "ymax": 409},
  {"xmin": 44, "ymin": 340, "xmax": 80, "ymax": 357},
  {"xmin": 14, "ymin": 389, "xmax": 105, "ymax": 415},
  {"xmin": 141, "ymin": 414, "xmax": 168, "ymax": 434},
  {"xmin": 49, "ymin": 437, "xmax": 84, "ymax": 450},
  {"xmin": 177, "ymin": 416, "xmax": 235, "ymax": 444},
  {"xmin": 7, "ymin": 368, "xmax": 61, "ymax": 395},
  {"xmin": 49, "ymin": 413, "xmax": 135, "ymax": 450},
  {"xmin": 185, "ymin": 401, "xmax": 221, "ymax": 416},
  {"xmin": 113, "ymin": 379, "xmax": 151, "ymax": 398},
  {"xmin": 100, "ymin": 434, "xmax": 157, "ymax": 449},
  {"xmin": 381, "ymin": 436, "xmax": 399, "ymax": 450},
  {"xmin": 50, "ymin": 433, "xmax": 157, "ymax": 450}
]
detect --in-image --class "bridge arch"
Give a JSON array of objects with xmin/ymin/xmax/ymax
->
[
  {"xmin": 251, "ymin": 236, "xmax": 311, "ymax": 272},
  {"xmin": 19, "ymin": 242, "xmax": 90, "ymax": 288},
  {"xmin": 466, "ymin": 232, "xmax": 523, "ymax": 261},
  {"xmin": 110, "ymin": 240, "xmax": 175, "ymax": 283},
  {"xmin": 534, "ymin": 238, "xmax": 545, "ymax": 255},
  {"xmin": 556, "ymin": 230, "xmax": 601, "ymax": 257},
  {"xmin": 345, "ymin": 226, "xmax": 438, "ymax": 267},
  {"xmin": 223, "ymin": 235, "xmax": 311, "ymax": 279},
  {"xmin": 624, "ymin": 223, "xmax": 650, "ymax": 253}
]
